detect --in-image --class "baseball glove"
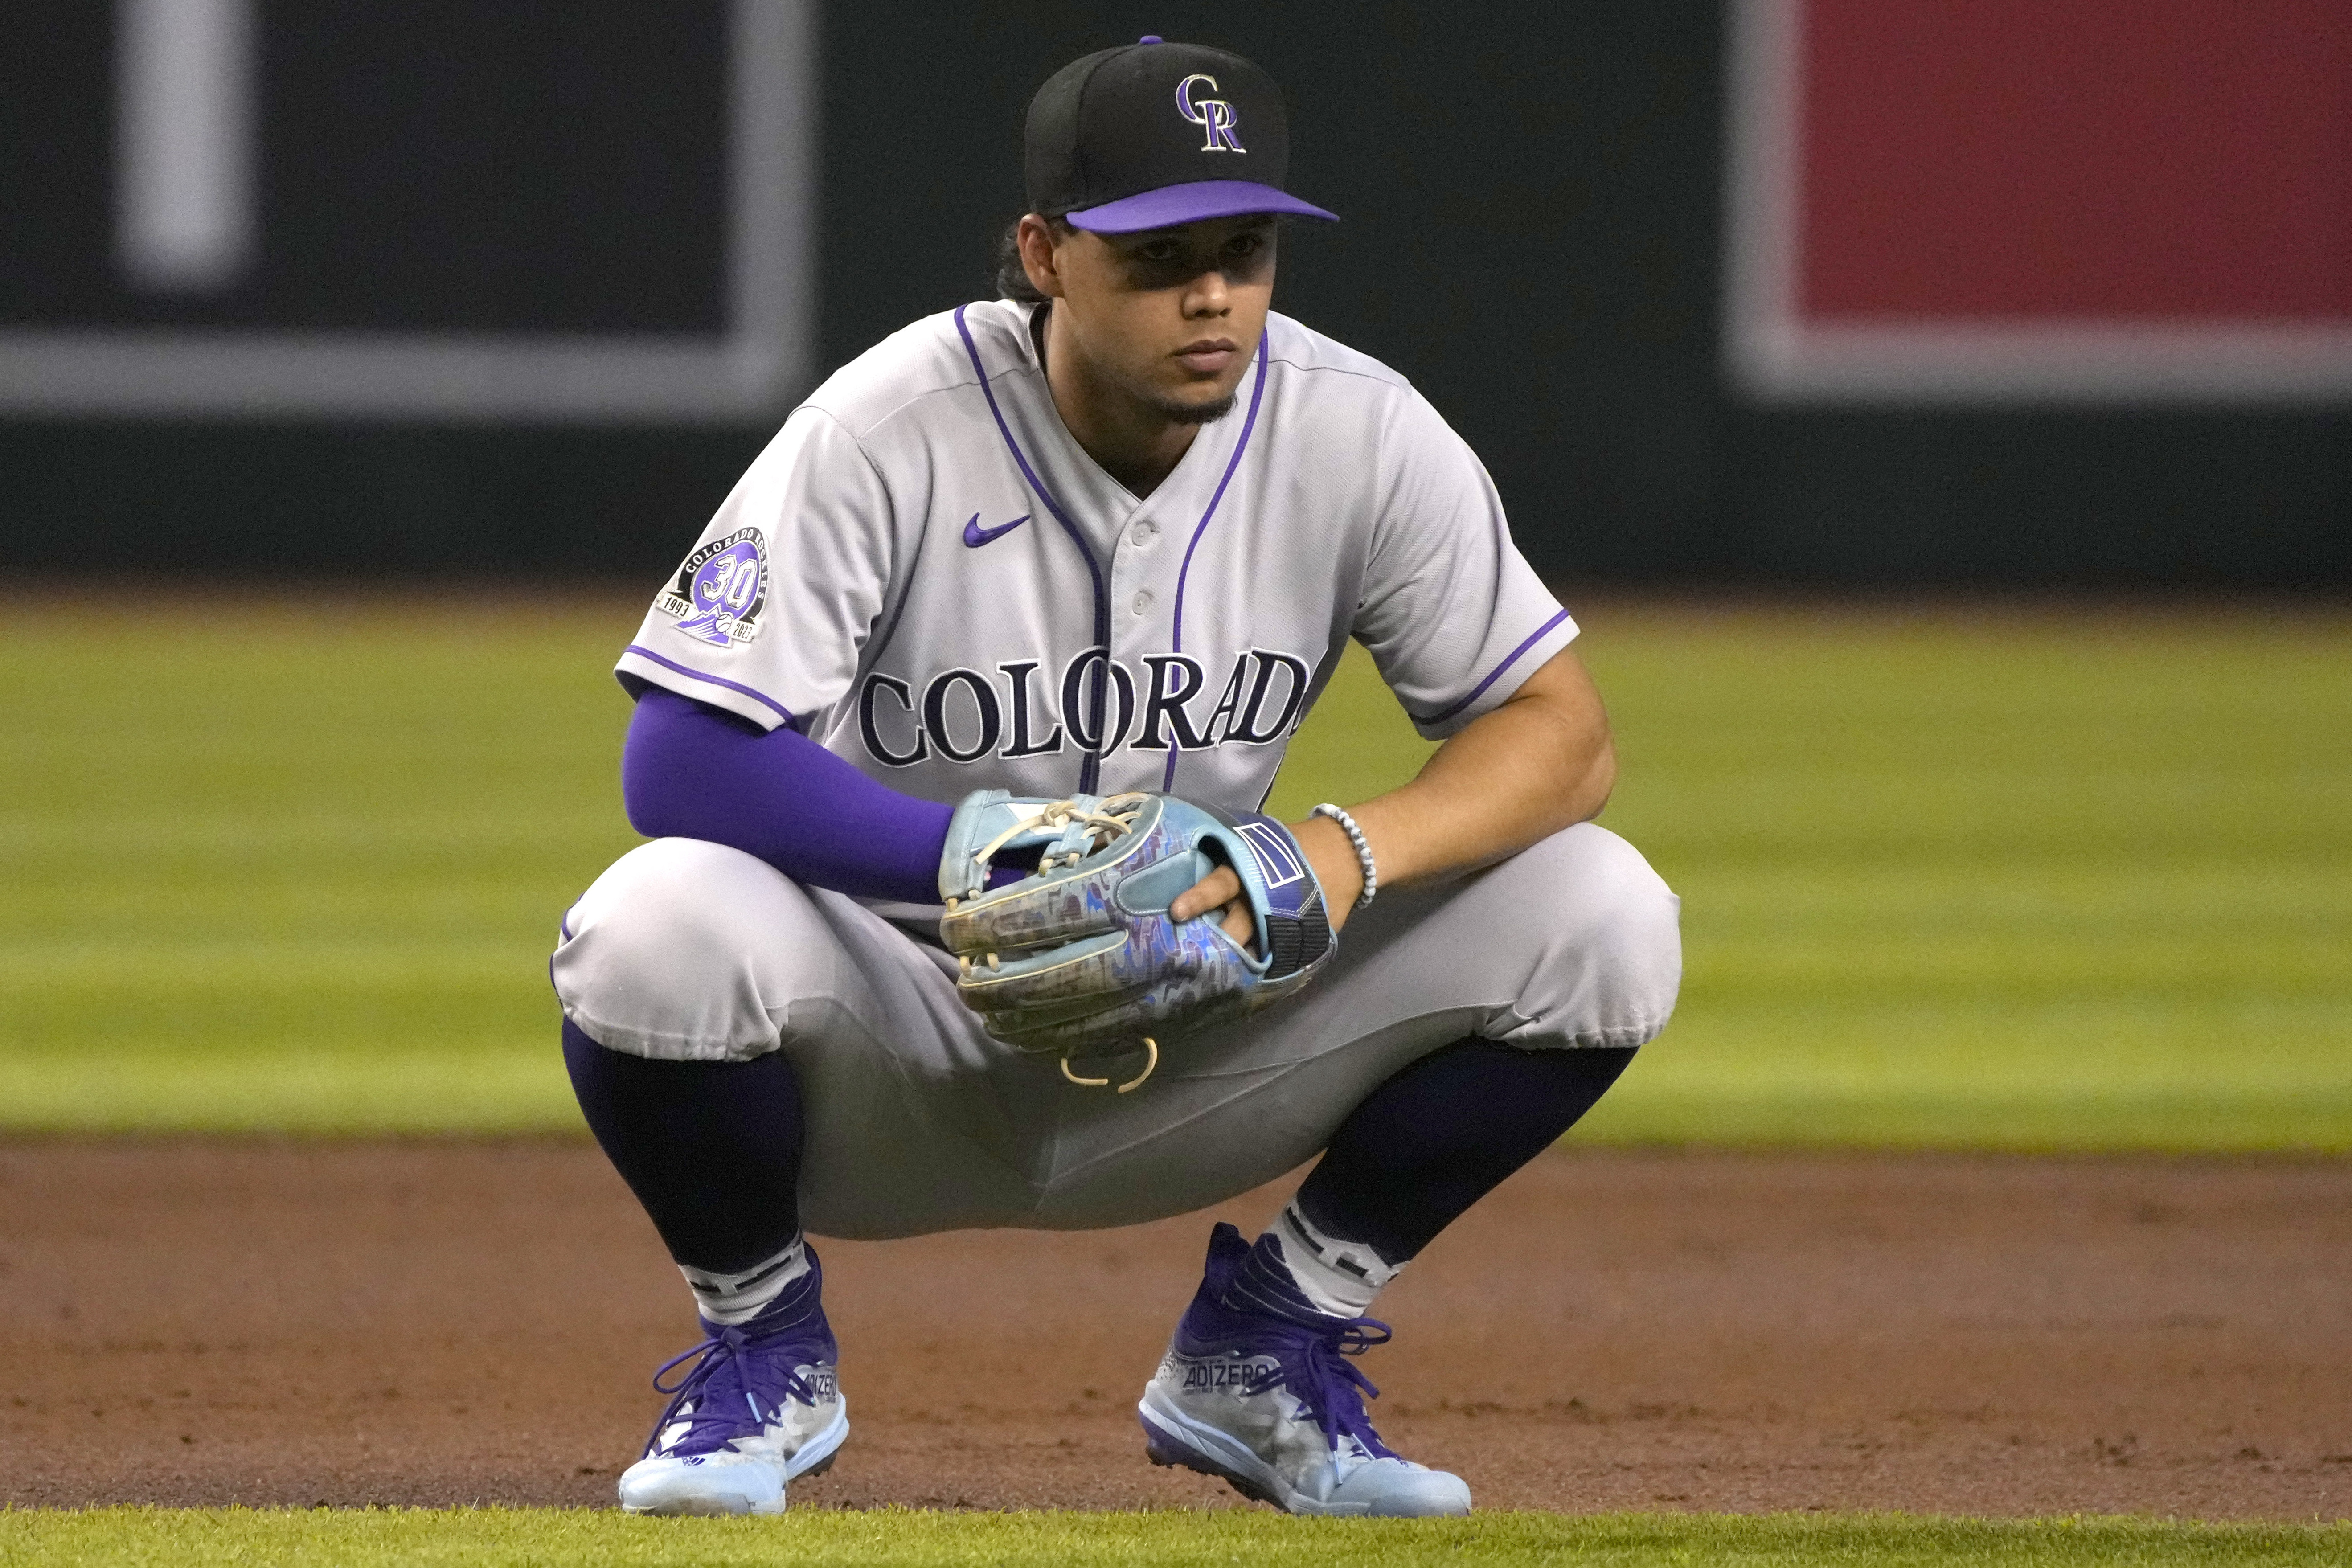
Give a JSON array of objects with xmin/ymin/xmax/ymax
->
[{"xmin": 937, "ymin": 790, "xmax": 1335, "ymax": 1090}]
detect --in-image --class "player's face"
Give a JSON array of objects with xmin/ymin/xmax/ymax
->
[{"xmin": 1049, "ymin": 217, "xmax": 1278, "ymax": 423}]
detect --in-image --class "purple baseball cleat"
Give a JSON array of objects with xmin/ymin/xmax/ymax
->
[
  {"xmin": 616, "ymin": 1248, "xmax": 848, "ymax": 1516},
  {"xmin": 1137, "ymin": 1223, "xmax": 1471, "ymax": 1517}
]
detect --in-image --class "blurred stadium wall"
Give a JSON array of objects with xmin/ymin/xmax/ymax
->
[{"xmin": 1, "ymin": 0, "xmax": 2344, "ymax": 587}]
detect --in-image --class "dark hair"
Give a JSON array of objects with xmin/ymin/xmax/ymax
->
[{"xmin": 993, "ymin": 215, "xmax": 1070, "ymax": 303}]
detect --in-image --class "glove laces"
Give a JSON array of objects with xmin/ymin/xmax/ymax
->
[{"xmin": 972, "ymin": 791, "xmax": 1150, "ymax": 873}]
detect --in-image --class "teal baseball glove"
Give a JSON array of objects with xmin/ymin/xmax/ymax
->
[{"xmin": 937, "ymin": 790, "xmax": 1335, "ymax": 1090}]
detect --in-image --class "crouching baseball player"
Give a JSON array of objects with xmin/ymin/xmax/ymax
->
[{"xmin": 551, "ymin": 37, "xmax": 1680, "ymax": 1517}]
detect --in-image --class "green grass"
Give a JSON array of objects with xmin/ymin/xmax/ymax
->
[
  {"xmin": 1559, "ymin": 606, "xmax": 2350, "ymax": 1150},
  {"xmin": 3, "ymin": 1508, "xmax": 2346, "ymax": 1567},
  {"xmin": 0, "ymin": 598, "xmax": 645, "ymax": 1131},
  {"xmin": 1, "ymin": 596, "xmax": 2346, "ymax": 1147}
]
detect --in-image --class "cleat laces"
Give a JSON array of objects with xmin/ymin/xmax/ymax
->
[
  {"xmin": 1238, "ymin": 1313, "xmax": 1399, "ymax": 1460},
  {"xmin": 642, "ymin": 1308, "xmax": 830, "ymax": 1460}
]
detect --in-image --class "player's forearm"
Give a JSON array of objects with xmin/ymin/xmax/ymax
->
[
  {"xmin": 623, "ymin": 688, "xmax": 953, "ymax": 904},
  {"xmin": 1300, "ymin": 649, "xmax": 1615, "ymax": 920},
  {"xmin": 1364, "ymin": 692, "xmax": 1614, "ymax": 877}
]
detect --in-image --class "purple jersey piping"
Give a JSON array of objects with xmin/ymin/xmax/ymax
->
[
  {"xmin": 1408, "ymin": 609, "xmax": 1574, "ymax": 728},
  {"xmin": 1160, "ymin": 331, "xmax": 1271, "ymax": 793},
  {"xmin": 954, "ymin": 304, "xmax": 1111, "ymax": 792},
  {"xmin": 622, "ymin": 644, "xmax": 795, "ymax": 726}
]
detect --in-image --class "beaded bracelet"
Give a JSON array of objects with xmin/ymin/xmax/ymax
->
[{"xmin": 1309, "ymin": 802, "xmax": 1378, "ymax": 907}]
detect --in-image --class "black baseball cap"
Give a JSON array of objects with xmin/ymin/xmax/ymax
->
[{"xmin": 1024, "ymin": 36, "xmax": 1338, "ymax": 233}]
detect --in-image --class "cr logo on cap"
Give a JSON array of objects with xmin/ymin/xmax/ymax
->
[{"xmin": 1175, "ymin": 74, "xmax": 1245, "ymax": 153}]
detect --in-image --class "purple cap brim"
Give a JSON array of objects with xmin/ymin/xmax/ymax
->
[{"xmin": 1064, "ymin": 180, "xmax": 1338, "ymax": 233}]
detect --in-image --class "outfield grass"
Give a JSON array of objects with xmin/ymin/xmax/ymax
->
[
  {"xmin": 1551, "ymin": 606, "xmax": 2351, "ymax": 1150},
  {"xmin": 3, "ymin": 1508, "xmax": 2346, "ymax": 1568},
  {"xmin": 1, "ymin": 595, "xmax": 2345, "ymax": 1146}
]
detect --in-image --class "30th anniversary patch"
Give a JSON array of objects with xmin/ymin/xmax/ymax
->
[{"xmin": 660, "ymin": 528, "xmax": 769, "ymax": 647}]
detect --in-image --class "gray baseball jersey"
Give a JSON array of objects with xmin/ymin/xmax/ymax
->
[{"xmin": 617, "ymin": 299, "xmax": 1576, "ymax": 825}]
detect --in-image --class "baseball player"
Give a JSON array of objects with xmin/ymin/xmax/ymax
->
[{"xmin": 552, "ymin": 37, "xmax": 1680, "ymax": 1517}]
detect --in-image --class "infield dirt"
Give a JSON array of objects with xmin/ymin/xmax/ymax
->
[{"xmin": 3, "ymin": 1142, "xmax": 2346, "ymax": 1519}]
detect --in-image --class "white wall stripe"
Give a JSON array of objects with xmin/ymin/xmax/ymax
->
[
  {"xmin": 116, "ymin": 0, "xmax": 257, "ymax": 293},
  {"xmin": 12, "ymin": 0, "xmax": 815, "ymax": 420}
]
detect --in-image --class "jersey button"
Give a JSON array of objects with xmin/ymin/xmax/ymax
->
[
  {"xmin": 1131, "ymin": 519, "xmax": 1159, "ymax": 545},
  {"xmin": 1131, "ymin": 590, "xmax": 1155, "ymax": 615}
]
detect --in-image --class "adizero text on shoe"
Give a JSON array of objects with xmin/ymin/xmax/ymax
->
[
  {"xmin": 1135, "ymin": 1223, "xmax": 1471, "ymax": 1518},
  {"xmin": 615, "ymin": 1253, "xmax": 848, "ymax": 1516}
]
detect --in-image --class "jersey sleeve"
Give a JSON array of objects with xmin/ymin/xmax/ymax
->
[
  {"xmin": 1352, "ymin": 390, "xmax": 1579, "ymax": 740},
  {"xmin": 615, "ymin": 407, "xmax": 895, "ymax": 732}
]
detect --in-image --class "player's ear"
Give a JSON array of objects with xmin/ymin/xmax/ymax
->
[{"xmin": 1016, "ymin": 214, "xmax": 1068, "ymax": 300}]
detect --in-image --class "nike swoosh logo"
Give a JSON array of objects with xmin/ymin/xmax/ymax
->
[{"xmin": 962, "ymin": 512, "xmax": 1030, "ymax": 548}]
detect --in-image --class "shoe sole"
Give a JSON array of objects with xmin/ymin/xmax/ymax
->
[
  {"xmin": 1138, "ymin": 1391, "xmax": 1357, "ymax": 1516},
  {"xmin": 1142, "ymin": 1414, "xmax": 1281, "ymax": 1509},
  {"xmin": 1138, "ymin": 1388, "xmax": 1471, "ymax": 1519},
  {"xmin": 617, "ymin": 1400, "xmax": 850, "ymax": 1516},
  {"xmin": 784, "ymin": 1397, "xmax": 851, "ymax": 1482},
  {"xmin": 620, "ymin": 1492, "xmax": 786, "ymax": 1517}
]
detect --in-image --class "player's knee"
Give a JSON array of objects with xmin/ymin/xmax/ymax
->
[
  {"xmin": 1507, "ymin": 823, "xmax": 1682, "ymax": 1048},
  {"xmin": 550, "ymin": 837, "xmax": 810, "ymax": 1063}
]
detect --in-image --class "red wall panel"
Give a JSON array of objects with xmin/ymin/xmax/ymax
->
[{"xmin": 1799, "ymin": 0, "xmax": 2351, "ymax": 320}]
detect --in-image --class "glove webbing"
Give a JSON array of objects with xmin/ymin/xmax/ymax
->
[{"xmin": 954, "ymin": 792, "xmax": 1161, "ymax": 1093}]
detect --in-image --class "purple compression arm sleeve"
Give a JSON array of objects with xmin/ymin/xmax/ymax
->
[{"xmin": 623, "ymin": 687, "xmax": 952, "ymax": 904}]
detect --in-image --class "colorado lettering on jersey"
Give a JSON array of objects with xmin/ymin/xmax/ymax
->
[{"xmin": 857, "ymin": 647, "xmax": 1313, "ymax": 769}]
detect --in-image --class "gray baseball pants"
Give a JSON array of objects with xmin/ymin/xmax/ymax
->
[{"xmin": 549, "ymin": 822, "xmax": 1681, "ymax": 1240}]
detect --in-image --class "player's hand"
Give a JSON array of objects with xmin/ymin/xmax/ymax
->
[
  {"xmin": 1170, "ymin": 867, "xmax": 1257, "ymax": 951},
  {"xmin": 1171, "ymin": 813, "xmax": 1365, "ymax": 941}
]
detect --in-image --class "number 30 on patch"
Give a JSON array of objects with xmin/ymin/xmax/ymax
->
[{"xmin": 659, "ymin": 528, "xmax": 769, "ymax": 648}]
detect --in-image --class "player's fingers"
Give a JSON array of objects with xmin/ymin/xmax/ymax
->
[
  {"xmin": 1219, "ymin": 900, "xmax": 1255, "ymax": 951},
  {"xmin": 1170, "ymin": 866, "xmax": 1243, "ymax": 923}
]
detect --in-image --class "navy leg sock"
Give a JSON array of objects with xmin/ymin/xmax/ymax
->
[
  {"xmin": 561, "ymin": 1019, "xmax": 805, "ymax": 1275},
  {"xmin": 1294, "ymin": 1039, "xmax": 1636, "ymax": 1265}
]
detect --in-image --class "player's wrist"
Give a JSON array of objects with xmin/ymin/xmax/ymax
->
[{"xmin": 1291, "ymin": 814, "xmax": 1366, "ymax": 930}]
